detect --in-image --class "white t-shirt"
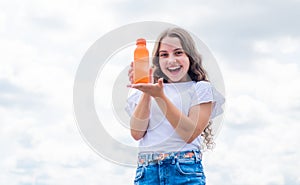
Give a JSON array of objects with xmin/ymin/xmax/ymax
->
[{"xmin": 125, "ymin": 81, "xmax": 225, "ymax": 153}]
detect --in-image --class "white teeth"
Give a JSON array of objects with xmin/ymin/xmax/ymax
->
[{"xmin": 167, "ymin": 66, "xmax": 181, "ymax": 71}]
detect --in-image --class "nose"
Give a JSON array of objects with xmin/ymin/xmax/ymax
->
[{"xmin": 167, "ymin": 54, "xmax": 177, "ymax": 64}]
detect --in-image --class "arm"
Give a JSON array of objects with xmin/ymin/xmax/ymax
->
[
  {"xmin": 130, "ymin": 93, "xmax": 151, "ymax": 140},
  {"xmin": 130, "ymin": 78, "xmax": 213, "ymax": 143},
  {"xmin": 155, "ymin": 93, "xmax": 212, "ymax": 143},
  {"xmin": 128, "ymin": 63, "xmax": 152, "ymax": 140}
]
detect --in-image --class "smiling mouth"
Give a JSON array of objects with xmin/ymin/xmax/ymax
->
[{"xmin": 167, "ymin": 66, "xmax": 182, "ymax": 72}]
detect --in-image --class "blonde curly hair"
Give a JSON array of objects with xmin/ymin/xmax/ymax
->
[{"xmin": 201, "ymin": 121, "xmax": 215, "ymax": 150}]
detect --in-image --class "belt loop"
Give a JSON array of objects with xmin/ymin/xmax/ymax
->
[
  {"xmin": 145, "ymin": 154, "xmax": 149, "ymax": 166},
  {"xmin": 193, "ymin": 150, "xmax": 199, "ymax": 162},
  {"xmin": 199, "ymin": 151, "xmax": 202, "ymax": 160},
  {"xmin": 174, "ymin": 155, "xmax": 178, "ymax": 164},
  {"xmin": 171, "ymin": 152, "xmax": 176, "ymax": 164}
]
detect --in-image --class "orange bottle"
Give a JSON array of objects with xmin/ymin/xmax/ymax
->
[{"xmin": 133, "ymin": 38, "xmax": 149, "ymax": 84}]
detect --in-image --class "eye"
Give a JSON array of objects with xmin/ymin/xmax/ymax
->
[
  {"xmin": 159, "ymin": 53, "xmax": 168, "ymax": 58},
  {"xmin": 175, "ymin": 50, "xmax": 184, "ymax": 56}
]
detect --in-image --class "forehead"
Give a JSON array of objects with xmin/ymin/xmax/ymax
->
[{"xmin": 160, "ymin": 37, "xmax": 182, "ymax": 50}]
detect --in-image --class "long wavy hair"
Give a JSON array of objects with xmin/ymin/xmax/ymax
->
[{"xmin": 152, "ymin": 27, "xmax": 215, "ymax": 150}]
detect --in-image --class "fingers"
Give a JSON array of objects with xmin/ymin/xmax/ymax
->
[
  {"xmin": 149, "ymin": 67, "xmax": 153, "ymax": 83},
  {"xmin": 128, "ymin": 84, "xmax": 145, "ymax": 92},
  {"xmin": 128, "ymin": 83, "xmax": 154, "ymax": 90},
  {"xmin": 128, "ymin": 61, "xmax": 134, "ymax": 84},
  {"xmin": 128, "ymin": 62, "xmax": 133, "ymax": 76}
]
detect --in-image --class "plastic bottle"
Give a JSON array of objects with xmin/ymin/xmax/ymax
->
[{"xmin": 133, "ymin": 38, "xmax": 149, "ymax": 84}]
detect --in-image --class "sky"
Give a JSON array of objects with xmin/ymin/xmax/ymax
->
[{"xmin": 1, "ymin": 0, "xmax": 300, "ymax": 184}]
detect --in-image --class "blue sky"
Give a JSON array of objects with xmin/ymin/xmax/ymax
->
[{"xmin": 1, "ymin": 0, "xmax": 300, "ymax": 184}]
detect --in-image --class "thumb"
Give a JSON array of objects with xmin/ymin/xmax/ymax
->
[{"xmin": 158, "ymin": 78, "xmax": 164, "ymax": 87}]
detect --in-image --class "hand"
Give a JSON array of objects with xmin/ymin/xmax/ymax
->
[
  {"xmin": 128, "ymin": 68, "xmax": 164, "ymax": 98},
  {"xmin": 128, "ymin": 61, "xmax": 134, "ymax": 84},
  {"xmin": 128, "ymin": 62, "xmax": 154, "ymax": 84},
  {"xmin": 127, "ymin": 67, "xmax": 164, "ymax": 97}
]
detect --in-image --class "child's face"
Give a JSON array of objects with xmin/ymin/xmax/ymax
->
[{"xmin": 158, "ymin": 37, "xmax": 190, "ymax": 83}]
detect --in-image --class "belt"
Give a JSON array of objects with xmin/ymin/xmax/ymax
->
[{"xmin": 137, "ymin": 150, "xmax": 202, "ymax": 166}]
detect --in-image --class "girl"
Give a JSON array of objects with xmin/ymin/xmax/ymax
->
[{"xmin": 126, "ymin": 27, "xmax": 225, "ymax": 185}]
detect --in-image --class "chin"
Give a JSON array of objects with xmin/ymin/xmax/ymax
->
[{"xmin": 168, "ymin": 78, "xmax": 183, "ymax": 83}]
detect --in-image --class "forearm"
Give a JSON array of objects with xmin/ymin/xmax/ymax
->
[
  {"xmin": 154, "ymin": 94, "xmax": 210, "ymax": 143},
  {"xmin": 130, "ymin": 93, "xmax": 151, "ymax": 140}
]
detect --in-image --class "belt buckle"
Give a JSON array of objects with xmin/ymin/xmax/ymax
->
[
  {"xmin": 138, "ymin": 158, "xmax": 145, "ymax": 165},
  {"xmin": 183, "ymin": 152, "xmax": 194, "ymax": 158},
  {"xmin": 158, "ymin": 153, "xmax": 169, "ymax": 161}
]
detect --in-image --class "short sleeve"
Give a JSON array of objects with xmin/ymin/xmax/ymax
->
[
  {"xmin": 191, "ymin": 81, "xmax": 225, "ymax": 119},
  {"xmin": 125, "ymin": 89, "xmax": 142, "ymax": 116}
]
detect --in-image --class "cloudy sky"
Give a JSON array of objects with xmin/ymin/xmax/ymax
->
[{"xmin": 1, "ymin": 0, "xmax": 300, "ymax": 184}]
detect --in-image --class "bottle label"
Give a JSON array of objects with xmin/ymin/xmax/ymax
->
[{"xmin": 134, "ymin": 58, "xmax": 149, "ymax": 83}]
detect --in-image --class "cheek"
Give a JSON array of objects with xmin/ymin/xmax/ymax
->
[
  {"xmin": 159, "ymin": 61, "xmax": 166, "ymax": 70},
  {"xmin": 182, "ymin": 57, "xmax": 190, "ymax": 69},
  {"xmin": 157, "ymin": 62, "xmax": 167, "ymax": 76},
  {"xmin": 185, "ymin": 62, "xmax": 190, "ymax": 69}
]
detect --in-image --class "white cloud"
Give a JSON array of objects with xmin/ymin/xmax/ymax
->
[
  {"xmin": 223, "ymin": 55, "xmax": 300, "ymax": 125},
  {"xmin": 254, "ymin": 37, "xmax": 300, "ymax": 54},
  {"xmin": 205, "ymin": 117, "xmax": 300, "ymax": 185},
  {"xmin": 204, "ymin": 55, "xmax": 300, "ymax": 184}
]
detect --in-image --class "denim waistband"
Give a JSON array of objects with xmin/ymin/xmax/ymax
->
[{"xmin": 137, "ymin": 150, "xmax": 202, "ymax": 166}]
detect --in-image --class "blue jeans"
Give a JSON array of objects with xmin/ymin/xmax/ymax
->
[{"xmin": 134, "ymin": 150, "xmax": 206, "ymax": 185}]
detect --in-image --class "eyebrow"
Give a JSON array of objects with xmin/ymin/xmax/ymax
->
[{"xmin": 159, "ymin": 48, "xmax": 183, "ymax": 53}]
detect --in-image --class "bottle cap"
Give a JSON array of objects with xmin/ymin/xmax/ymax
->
[{"xmin": 136, "ymin": 38, "xmax": 146, "ymax": 45}]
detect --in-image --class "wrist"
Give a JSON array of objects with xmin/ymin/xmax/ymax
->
[
  {"xmin": 154, "ymin": 90, "xmax": 166, "ymax": 98},
  {"xmin": 153, "ymin": 92, "xmax": 167, "ymax": 102},
  {"xmin": 141, "ymin": 93, "xmax": 151, "ymax": 101}
]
